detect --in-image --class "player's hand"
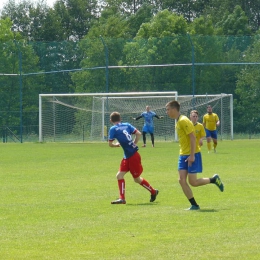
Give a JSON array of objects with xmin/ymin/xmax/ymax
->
[
  {"xmin": 132, "ymin": 117, "xmax": 136, "ymax": 120},
  {"xmin": 160, "ymin": 116, "xmax": 164, "ymax": 119},
  {"xmin": 185, "ymin": 155, "xmax": 195, "ymax": 167}
]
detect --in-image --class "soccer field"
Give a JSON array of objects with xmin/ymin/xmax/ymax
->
[{"xmin": 0, "ymin": 140, "xmax": 259, "ymax": 259}]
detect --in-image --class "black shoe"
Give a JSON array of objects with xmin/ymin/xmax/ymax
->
[
  {"xmin": 111, "ymin": 199, "xmax": 126, "ymax": 204},
  {"xmin": 213, "ymin": 174, "xmax": 224, "ymax": 192},
  {"xmin": 150, "ymin": 190, "xmax": 159, "ymax": 202}
]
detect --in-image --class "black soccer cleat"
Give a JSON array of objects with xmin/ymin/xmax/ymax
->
[{"xmin": 150, "ymin": 190, "xmax": 159, "ymax": 202}]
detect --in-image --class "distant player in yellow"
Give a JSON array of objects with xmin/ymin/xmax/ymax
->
[
  {"xmin": 165, "ymin": 101, "xmax": 224, "ymax": 210},
  {"xmin": 203, "ymin": 105, "xmax": 220, "ymax": 153},
  {"xmin": 190, "ymin": 110, "xmax": 206, "ymax": 150}
]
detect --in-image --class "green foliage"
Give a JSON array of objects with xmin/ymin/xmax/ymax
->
[
  {"xmin": 236, "ymin": 36, "xmax": 260, "ymax": 133},
  {"xmin": 0, "ymin": 1, "xmax": 260, "ymax": 135},
  {"xmin": 0, "ymin": 18, "xmax": 42, "ymax": 127},
  {"xmin": 0, "ymin": 141, "xmax": 260, "ymax": 259},
  {"xmin": 216, "ymin": 5, "xmax": 252, "ymax": 36},
  {"xmin": 137, "ymin": 9, "xmax": 188, "ymax": 38}
]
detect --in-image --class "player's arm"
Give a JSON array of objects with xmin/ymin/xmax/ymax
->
[
  {"xmin": 155, "ymin": 115, "xmax": 164, "ymax": 119},
  {"xmin": 108, "ymin": 139, "xmax": 120, "ymax": 147},
  {"xmin": 199, "ymin": 136, "xmax": 205, "ymax": 146},
  {"xmin": 132, "ymin": 129, "xmax": 141, "ymax": 145},
  {"xmin": 202, "ymin": 116, "xmax": 206, "ymax": 128},
  {"xmin": 199, "ymin": 127, "xmax": 206, "ymax": 146},
  {"xmin": 132, "ymin": 115, "xmax": 142, "ymax": 121},
  {"xmin": 186, "ymin": 132, "xmax": 196, "ymax": 166}
]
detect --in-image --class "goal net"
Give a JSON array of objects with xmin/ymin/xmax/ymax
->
[{"xmin": 39, "ymin": 92, "xmax": 233, "ymax": 142}]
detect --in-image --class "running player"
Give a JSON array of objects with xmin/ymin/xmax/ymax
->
[
  {"xmin": 203, "ymin": 105, "xmax": 220, "ymax": 153},
  {"xmin": 108, "ymin": 111, "xmax": 159, "ymax": 204},
  {"xmin": 165, "ymin": 101, "xmax": 224, "ymax": 210}
]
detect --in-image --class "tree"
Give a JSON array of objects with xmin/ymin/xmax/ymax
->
[
  {"xmin": 216, "ymin": 5, "xmax": 252, "ymax": 36},
  {"xmin": 120, "ymin": 10, "xmax": 192, "ymax": 93},
  {"xmin": 235, "ymin": 36, "xmax": 260, "ymax": 134},
  {"xmin": 0, "ymin": 18, "xmax": 43, "ymax": 131},
  {"xmin": 204, "ymin": 0, "xmax": 259, "ymax": 33},
  {"xmin": 0, "ymin": 0, "xmax": 50, "ymax": 41},
  {"xmin": 53, "ymin": 0, "xmax": 99, "ymax": 41}
]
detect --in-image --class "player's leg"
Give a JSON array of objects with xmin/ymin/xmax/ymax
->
[
  {"xmin": 205, "ymin": 129, "xmax": 212, "ymax": 152},
  {"xmin": 189, "ymin": 174, "xmax": 210, "ymax": 186},
  {"xmin": 130, "ymin": 152, "xmax": 159, "ymax": 202},
  {"xmin": 111, "ymin": 171, "xmax": 127, "ymax": 204},
  {"xmin": 188, "ymin": 152, "xmax": 210, "ymax": 187},
  {"xmin": 111, "ymin": 158, "xmax": 128, "ymax": 204},
  {"xmin": 178, "ymin": 155, "xmax": 199, "ymax": 210},
  {"xmin": 150, "ymin": 133, "xmax": 154, "ymax": 147},
  {"xmin": 211, "ymin": 131, "xmax": 218, "ymax": 153},
  {"xmin": 142, "ymin": 132, "xmax": 147, "ymax": 147},
  {"xmin": 147, "ymin": 126, "xmax": 155, "ymax": 147}
]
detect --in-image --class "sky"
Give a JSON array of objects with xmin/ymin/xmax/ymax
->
[{"xmin": 0, "ymin": 0, "xmax": 56, "ymax": 10}]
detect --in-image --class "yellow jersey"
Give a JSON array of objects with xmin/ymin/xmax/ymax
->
[
  {"xmin": 194, "ymin": 122, "xmax": 206, "ymax": 153},
  {"xmin": 176, "ymin": 115, "xmax": 195, "ymax": 155},
  {"xmin": 203, "ymin": 113, "xmax": 219, "ymax": 131}
]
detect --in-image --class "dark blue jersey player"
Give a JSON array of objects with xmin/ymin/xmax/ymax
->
[
  {"xmin": 132, "ymin": 105, "xmax": 163, "ymax": 147},
  {"xmin": 108, "ymin": 111, "xmax": 159, "ymax": 204}
]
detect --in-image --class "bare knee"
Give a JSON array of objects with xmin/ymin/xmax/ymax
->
[
  {"xmin": 179, "ymin": 178, "xmax": 187, "ymax": 187},
  {"xmin": 189, "ymin": 179, "xmax": 198, "ymax": 187},
  {"xmin": 116, "ymin": 172, "xmax": 125, "ymax": 180},
  {"xmin": 134, "ymin": 176, "xmax": 142, "ymax": 184}
]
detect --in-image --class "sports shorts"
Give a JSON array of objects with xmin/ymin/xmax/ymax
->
[
  {"xmin": 142, "ymin": 125, "xmax": 154, "ymax": 134},
  {"xmin": 178, "ymin": 152, "xmax": 202, "ymax": 174},
  {"xmin": 205, "ymin": 129, "xmax": 218, "ymax": 139},
  {"xmin": 119, "ymin": 152, "xmax": 143, "ymax": 178}
]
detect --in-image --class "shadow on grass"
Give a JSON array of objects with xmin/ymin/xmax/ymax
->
[
  {"xmin": 198, "ymin": 209, "xmax": 219, "ymax": 212},
  {"xmin": 126, "ymin": 203, "xmax": 159, "ymax": 206}
]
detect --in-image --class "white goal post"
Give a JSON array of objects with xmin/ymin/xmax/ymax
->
[{"xmin": 39, "ymin": 92, "xmax": 233, "ymax": 142}]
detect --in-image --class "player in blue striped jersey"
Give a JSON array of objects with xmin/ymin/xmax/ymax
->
[{"xmin": 109, "ymin": 112, "xmax": 159, "ymax": 204}]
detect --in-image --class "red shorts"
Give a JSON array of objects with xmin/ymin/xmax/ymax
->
[{"xmin": 119, "ymin": 152, "xmax": 143, "ymax": 178}]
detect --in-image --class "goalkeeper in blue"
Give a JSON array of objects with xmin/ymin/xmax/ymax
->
[
  {"xmin": 108, "ymin": 111, "xmax": 159, "ymax": 204},
  {"xmin": 132, "ymin": 105, "xmax": 163, "ymax": 147}
]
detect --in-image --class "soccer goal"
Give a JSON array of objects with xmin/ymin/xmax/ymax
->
[{"xmin": 39, "ymin": 92, "xmax": 233, "ymax": 142}]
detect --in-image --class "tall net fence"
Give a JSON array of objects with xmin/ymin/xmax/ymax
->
[{"xmin": 0, "ymin": 36, "xmax": 259, "ymax": 142}]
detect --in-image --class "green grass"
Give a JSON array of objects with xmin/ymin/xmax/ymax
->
[{"xmin": 0, "ymin": 140, "xmax": 260, "ymax": 259}]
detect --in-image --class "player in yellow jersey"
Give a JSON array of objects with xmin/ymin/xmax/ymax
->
[
  {"xmin": 203, "ymin": 105, "xmax": 220, "ymax": 153},
  {"xmin": 190, "ymin": 110, "xmax": 206, "ymax": 150},
  {"xmin": 165, "ymin": 101, "xmax": 224, "ymax": 210}
]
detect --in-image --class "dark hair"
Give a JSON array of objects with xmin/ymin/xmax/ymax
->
[
  {"xmin": 166, "ymin": 100, "xmax": 180, "ymax": 111},
  {"xmin": 110, "ymin": 112, "xmax": 121, "ymax": 122}
]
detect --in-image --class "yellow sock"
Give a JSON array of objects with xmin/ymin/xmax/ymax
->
[
  {"xmin": 214, "ymin": 143, "xmax": 217, "ymax": 149},
  {"xmin": 207, "ymin": 142, "xmax": 211, "ymax": 151}
]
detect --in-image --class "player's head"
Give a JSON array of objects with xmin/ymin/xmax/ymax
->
[
  {"xmin": 146, "ymin": 105, "xmax": 150, "ymax": 112},
  {"xmin": 190, "ymin": 110, "xmax": 199, "ymax": 124},
  {"xmin": 165, "ymin": 100, "xmax": 180, "ymax": 119},
  {"xmin": 110, "ymin": 112, "xmax": 121, "ymax": 123},
  {"xmin": 207, "ymin": 105, "xmax": 213, "ymax": 114}
]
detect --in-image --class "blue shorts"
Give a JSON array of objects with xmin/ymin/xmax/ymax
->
[
  {"xmin": 178, "ymin": 152, "xmax": 203, "ymax": 174},
  {"xmin": 143, "ymin": 125, "xmax": 154, "ymax": 134},
  {"xmin": 205, "ymin": 129, "xmax": 217, "ymax": 139}
]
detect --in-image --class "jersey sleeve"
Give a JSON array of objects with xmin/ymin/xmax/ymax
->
[
  {"xmin": 180, "ymin": 117, "xmax": 194, "ymax": 135},
  {"xmin": 108, "ymin": 127, "xmax": 115, "ymax": 141},
  {"xmin": 203, "ymin": 115, "xmax": 206, "ymax": 124},
  {"xmin": 128, "ymin": 123, "xmax": 137, "ymax": 134}
]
